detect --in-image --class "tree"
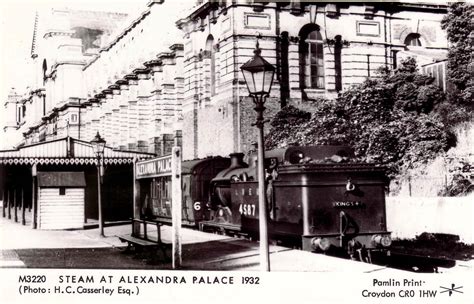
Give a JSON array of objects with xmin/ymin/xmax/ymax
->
[
  {"xmin": 265, "ymin": 58, "xmax": 455, "ymax": 178},
  {"xmin": 440, "ymin": 2, "xmax": 473, "ymax": 124}
]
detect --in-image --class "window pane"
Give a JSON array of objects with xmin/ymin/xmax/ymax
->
[
  {"xmin": 317, "ymin": 44, "xmax": 323, "ymax": 58},
  {"xmin": 242, "ymin": 70, "xmax": 256, "ymax": 93},
  {"xmin": 311, "ymin": 65, "xmax": 317, "ymax": 77},
  {"xmin": 263, "ymin": 70, "xmax": 274, "ymax": 93},
  {"xmin": 317, "ymin": 77, "xmax": 324, "ymax": 88},
  {"xmin": 252, "ymin": 70, "xmax": 265, "ymax": 93}
]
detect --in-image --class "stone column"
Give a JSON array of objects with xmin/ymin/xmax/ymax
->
[
  {"xmin": 162, "ymin": 134, "xmax": 174, "ymax": 156},
  {"xmin": 158, "ymin": 52, "xmax": 177, "ymax": 131},
  {"xmin": 125, "ymin": 74, "xmax": 139, "ymax": 150},
  {"xmin": 118, "ymin": 81, "xmax": 129, "ymax": 150},
  {"xmin": 110, "ymin": 85, "xmax": 121, "ymax": 148},
  {"xmin": 172, "ymin": 44, "xmax": 185, "ymax": 123},
  {"xmin": 103, "ymin": 89, "xmax": 114, "ymax": 143},
  {"xmin": 90, "ymin": 98, "xmax": 101, "ymax": 135},
  {"xmin": 97, "ymin": 94, "xmax": 106, "ymax": 137},
  {"xmin": 182, "ymin": 53, "xmax": 200, "ymax": 160},
  {"xmin": 146, "ymin": 60, "xmax": 163, "ymax": 154},
  {"xmin": 83, "ymin": 101, "xmax": 92, "ymax": 141},
  {"xmin": 287, "ymin": 37, "xmax": 301, "ymax": 101},
  {"xmin": 135, "ymin": 69, "xmax": 152, "ymax": 152}
]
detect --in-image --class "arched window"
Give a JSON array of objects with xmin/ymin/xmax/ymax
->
[
  {"xmin": 299, "ymin": 25, "xmax": 325, "ymax": 89},
  {"xmin": 205, "ymin": 35, "xmax": 216, "ymax": 96},
  {"xmin": 404, "ymin": 33, "xmax": 422, "ymax": 47}
]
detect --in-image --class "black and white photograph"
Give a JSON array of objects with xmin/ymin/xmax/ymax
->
[{"xmin": 0, "ymin": 0, "xmax": 472, "ymax": 303}]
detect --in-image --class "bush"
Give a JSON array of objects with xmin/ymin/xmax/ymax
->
[{"xmin": 265, "ymin": 58, "xmax": 454, "ymax": 179}]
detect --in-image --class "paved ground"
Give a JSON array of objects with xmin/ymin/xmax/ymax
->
[{"xmin": 1, "ymin": 210, "xmax": 472, "ymax": 273}]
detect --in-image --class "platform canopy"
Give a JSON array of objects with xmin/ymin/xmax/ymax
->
[{"xmin": 0, "ymin": 137, "xmax": 156, "ymax": 165}]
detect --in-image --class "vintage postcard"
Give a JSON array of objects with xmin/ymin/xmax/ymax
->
[{"xmin": 0, "ymin": 0, "xmax": 472, "ymax": 303}]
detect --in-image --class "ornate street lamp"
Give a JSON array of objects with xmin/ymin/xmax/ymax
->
[
  {"xmin": 91, "ymin": 132, "xmax": 106, "ymax": 237},
  {"xmin": 240, "ymin": 38, "xmax": 275, "ymax": 272}
]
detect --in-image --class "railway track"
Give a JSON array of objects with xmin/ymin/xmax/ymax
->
[{"xmin": 371, "ymin": 251, "xmax": 457, "ymax": 273}]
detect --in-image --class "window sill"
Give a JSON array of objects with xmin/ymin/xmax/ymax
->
[{"xmin": 303, "ymin": 88, "xmax": 326, "ymax": 93}]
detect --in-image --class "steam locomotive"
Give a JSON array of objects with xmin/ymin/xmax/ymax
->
[{"xmin": 140, "ymin": 146, "xmax": 392, "ymax": 259}]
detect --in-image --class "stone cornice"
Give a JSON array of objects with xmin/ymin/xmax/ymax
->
[
  {"xmin": 116, "ymin": 79, "xmax": 128, "ymax": 86},
  {"xmin": 144, "ymin": 59, "xmax": 162, "ymax": 68},
  {"xmin": 42, "ymin": 110, "xmax": 57, "ymax": 122},
  {"xmin": 124, "ymin": 74, "xmax": 138, "ymax": 81},
  {"xmin": 56, "ymin": 101, "xmax": 83, "ymax": 112},
  {"xmin": 178, "ymin": 1, "xmax": 226, "ymax": 36},
  {"xmin": 133, "ymin": 68, "xmax": 151, "ymax": 75},
  {"xmin": 147, "ymin": 0, "xmax": 164, "ymax": 7},
  {"xmin": 170, "ymin": 44, "xmax": 184, "ymax": 52},
  {"xmin": 157, "ymin": 52, "xmax": 174, "ymax": 59},
  {"xmin": 30, "ymin": 88, "xmax": 46, "ymax": 97}
]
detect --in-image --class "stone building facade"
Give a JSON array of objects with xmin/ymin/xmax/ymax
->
[
  {"xmin": 3, "ymin": 1, "xmax": 448, "ymax": 161},
  {"xmin": 177, "ymin": 1, "xmax": 448, "ymax": 160}
]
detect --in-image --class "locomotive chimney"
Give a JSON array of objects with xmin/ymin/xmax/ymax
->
[{"xmin": 229, "ymin": 153, "xmax": 245, "ymax": 169}]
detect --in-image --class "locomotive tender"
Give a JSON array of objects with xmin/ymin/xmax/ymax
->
[{"xmin": 138, "ymin": 145, "xmax": 392, "ymax": 258}]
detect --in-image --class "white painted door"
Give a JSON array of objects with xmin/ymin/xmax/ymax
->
[{"xmin": 38, "ymin": 188, "xmax": 84, "ymax": 229}]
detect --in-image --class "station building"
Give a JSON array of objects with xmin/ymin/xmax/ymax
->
[{"xmin": 0, "ymin": 0, "xmax": 449, "ymax": 229}]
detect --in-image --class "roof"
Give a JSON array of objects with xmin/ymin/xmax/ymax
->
[
  {"xmin": 37, "ymin": 172, "xmax": 86, "ymax": 187},
  {"xmin": 0, "ymin": 136, "xmax": 155, "ymax": 165}
]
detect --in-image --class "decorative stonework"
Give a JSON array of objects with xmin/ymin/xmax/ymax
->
[
  {"xmin": 244, "ymin": 12, "xmax": 271, "ymax": 30},
  {"xmin": 356, "ymin": 21, "xmax": 380, "ymax": 37}
]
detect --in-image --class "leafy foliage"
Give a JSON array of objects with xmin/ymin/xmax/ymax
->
[
  {"xmin": 265, "ymin": 58, "xmax": 454, "ymax": 178},
  {"xmin": 265, "ymin": 105, "xmax": 311, "ymax": 147},
  {"xmin": 440, "ymin": 2, "xmax": 473, "ymax": 123},
  {"xmin": 438, "ymin": 174, "xmax": 474, "ymax": 197}
]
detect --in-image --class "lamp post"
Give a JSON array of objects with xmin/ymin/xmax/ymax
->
[
  {"xmin": 240, "ymin": 38, "xmax": 275, "ymax": 272},
  {"xmin": 91, "ymin": 132, "xmax": 106, "ymax": 237}
]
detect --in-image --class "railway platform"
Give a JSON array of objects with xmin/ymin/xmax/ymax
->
[{"xmin": 0, "ymin": 215, "xmax": 471, "ymax": 273}]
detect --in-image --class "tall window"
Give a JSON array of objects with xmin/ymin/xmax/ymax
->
[
  {"xmin": 300, "ymin": 26, "xmax": 325, "ymax": 89},
  {"xmin": 404, "ymin": 33, "xmax": 422, "ymax": 47},
  {"xmin": 205, "ymin": 35, "xmax": 216, "ymax": 96}
]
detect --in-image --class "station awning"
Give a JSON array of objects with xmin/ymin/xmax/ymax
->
[{"xmin": 0, "ymin": 136, "xmax": 156, "ymax": 165}]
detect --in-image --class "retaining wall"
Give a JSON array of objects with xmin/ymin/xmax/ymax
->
[{"xmin": 386, "ymin": 195, "xmax": 473, "ymax": 243}]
